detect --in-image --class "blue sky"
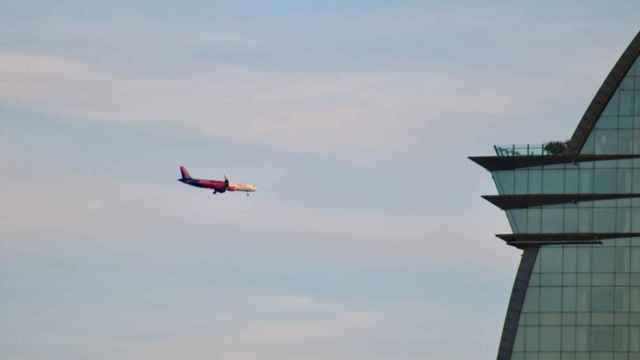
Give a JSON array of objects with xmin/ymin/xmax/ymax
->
[{"xmin": 1, "ymin": 1, "xmax": 639, "ymax": 359}]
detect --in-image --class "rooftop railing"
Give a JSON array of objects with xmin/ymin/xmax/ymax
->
[{"xmin": 493, "ymin": 144, "xmax": 562, "ymax": 157}]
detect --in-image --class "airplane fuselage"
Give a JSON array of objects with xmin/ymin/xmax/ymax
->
[
  {"xmin": 178, "ymin": 166, "xmax": 256, "ymax": 195},
  {"xmin": 179, "ymin": 178, "xmax": 256, "ymax": 193}
]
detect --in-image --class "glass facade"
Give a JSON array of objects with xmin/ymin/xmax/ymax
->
[
  {"xmin": 506, "ymin": 199, "xmax": 640, "ymax": 234},
  {"xmin": 493, "ymin": 160, "xmax": 640, "ymax": 196},
  {"xmin": 582, "ymin": 59, "xmax": 640, "ymax": 157},
  {"xmin": 512, "ymin": 241, "xmax": 640, "ymax": 360},
  {"xmin": 474, "ymin": 37, "xmax": 640, "ymax": 360}
]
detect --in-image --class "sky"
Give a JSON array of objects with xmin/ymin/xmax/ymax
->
[{"xmin": 1, "ymin": 1, "xmax": 639, "ymax": 359}]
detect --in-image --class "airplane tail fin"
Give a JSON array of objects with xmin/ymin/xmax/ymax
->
[{"xmin": 180, "ymin": 166, "xmax": 192, "ymax": 180}]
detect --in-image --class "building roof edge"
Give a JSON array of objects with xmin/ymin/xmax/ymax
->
[{"xmin": 568, "ymin": 30, "xmax": 640, "ymax": 156}]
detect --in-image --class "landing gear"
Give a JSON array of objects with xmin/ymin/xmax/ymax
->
[{"xmin": 212, "ymin": 190, "xmax": 217, "ymax": 195}]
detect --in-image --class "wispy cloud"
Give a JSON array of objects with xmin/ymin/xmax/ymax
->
[
  {"xmin": 0, "ymin": 50, "xmax": 518, "ymax": 157},
  {"xmin": 0, "ymin": 169, "xmax": 515, "ymax": 270},
  {"xmin": 3, "ymin": 285, "xmax": 501, "ymax": 360},
  {"xmin": 2, "ymin": 6, "xmax": 632, "ymax": 158}
]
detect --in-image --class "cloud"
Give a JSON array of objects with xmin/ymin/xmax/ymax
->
[
  {"xmin": 0, "ymin": 50, "xmax": 524, "ymax": 157},
  {"xmin": 129, "ymin": 292, "xmax": 499, "ymax": 360},
  {"xmin": 2, "ymin": 281, "xmax": 501, "ymax": 360},
  {"xmin": 2, "ymin": 5, "xmax": 626, "ymax": 159},
  {"xmin": 7, "ymin": 5, "xmax": 623, "ymax": 359},
  {"xmin": 0, "ymin": 166, "xmax": 516, "ymax": 272}
]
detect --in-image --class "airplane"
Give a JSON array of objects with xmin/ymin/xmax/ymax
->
[{"xmin": 178, "ymin": 166, "xmax": 256, "ymax": 195}]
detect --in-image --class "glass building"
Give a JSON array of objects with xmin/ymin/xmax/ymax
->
[{"xmin": 471, "ymin": 31, "xmax": 640, "ymax": 360}]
